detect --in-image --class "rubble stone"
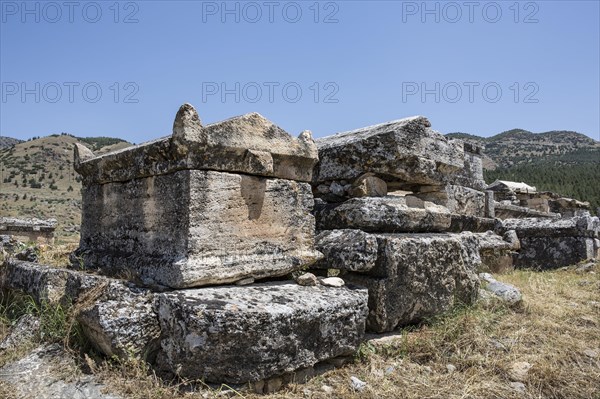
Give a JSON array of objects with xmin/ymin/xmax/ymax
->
[{"xmin": 348, "ymin": 173, "xmax": 388, "ymax": 198}]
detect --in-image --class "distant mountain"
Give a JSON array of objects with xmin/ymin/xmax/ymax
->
[
  {"xmin": 447, "ymin": 129, "xmax": 600, "ymax": 210},
  {"xmin": 0, "ymin": 133, "xmax": 131, "ymax": 241},
  {"xmin": 0, "ymin": 136, "xmax": 23, "ymax": 149}
]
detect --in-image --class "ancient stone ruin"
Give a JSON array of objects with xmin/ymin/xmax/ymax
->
[
  {"xmin": 72, "ymin": 104, "xmax": 322, "ymax": 289},
  {"xmin": 1, "ymin": 105, "xmax": 598, "ymax": 392},
  {"xmin": 0, "ymin": 217, "xmax": 57, "ymax": 245},
  {"xmin": 488, "ymin": 179, "xmax": 593, "ymax": 219},
  {"xmin": 310, "ymin": 116, "xmax": 517, "ymax": 332}
]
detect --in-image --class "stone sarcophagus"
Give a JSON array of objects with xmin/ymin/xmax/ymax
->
[{"xmin": 74, "ymin": 104, "xmax": 322, "ymax": 288}]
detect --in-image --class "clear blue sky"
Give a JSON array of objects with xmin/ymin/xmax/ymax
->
[{"xmin": 1, "ymin": 0, "xmax": 599, "ymax": 143}]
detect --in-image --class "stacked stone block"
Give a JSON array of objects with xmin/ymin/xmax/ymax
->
[
  {"xmin": 311, "ymin": 116, "xmax": 515, "ymax": 332},
  {"xmin": 67, "ymin": 104, "xmax": 369, "ymax": 386}
]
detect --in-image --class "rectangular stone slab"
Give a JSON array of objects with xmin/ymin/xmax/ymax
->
[
  {"xmin": 514, "ymin": 237, "xmax": 597, "ymax": 270},
  {"xmin": 500, "ymin": 215, "xmax": 600, "ymax": 238},
  {"xmin": 314, "ymin": 116, "xmax": 464, "ymax": 186},
  {"xmin": 76, "ymin": 169, "xmax": 321, "ymax": 288},
  {"xmin": 314, "ymin": 196, "xmax": 452, "ymax": 233},
  {"xmin": 343, "ymin": 233, "xmax": 480, "ymax": 332},
  {"xmin": 156, "ymin": 282, "xmax": 368, "ymax": 383}
]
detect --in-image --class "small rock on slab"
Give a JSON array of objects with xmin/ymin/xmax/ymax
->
[
  {"xmin": 320, "ymin": 277, "xmax": 345, "ymax": 287},
  {"xmin": 296, "ymin": 272, "xmax": 318, "ymax": 286},
  {"xmin": 348, "ymin": 173, "xmax": 388, "ymax": 198}
]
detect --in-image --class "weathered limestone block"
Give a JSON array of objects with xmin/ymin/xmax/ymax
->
[
  {"xmin": 515, "ymin": 237, "xmax": 596, "ymax": 270},
  {"xmin": 77, "ymin": 283, "xmax": 160, "ymax": 360},
  {"xmin": 313, "ymin": 229, "xmax": 378, "ymax": 272},
  {"xmin": 501, "ymin": 216, "xmax": 599, "ymax": 238},
  {"xmin": 0, "ymin": 217, "xmax": 57, "ymax": 244},
  {"xmin": 343, "ymin": 233, "xmax": 480, "ymax": 332},
  {"xmin": 522, "ymin": 198, "xmax": 550, "ymax": 213},
  {"xmin": 415, "ymin": 185, "xmax": 485, "ymax": 217},
  {"xmin": 0, "ymin": 259, "xmax": 86, "ymax": 305},
  {"xmin": 448, "ymin": 215, "xmax": 498, "ymax": 233},
  {"xmin": 75, "ymin": 104, "xmax": 321, "ymax": 289},
  {"xmin": 314, "ymin": 196, "xmax": 452, "ymax": 233},
  {"xmin": 459, "ymin": 231, "xmax": 517, "ymax": 273},
  {"xmin": 156, "ymin": 282, "xmax": 368, "ymax": 383},
  {"xmin": 500, "ymin": 216, "xmax": 600, "ymax": 269},
  {"xmin": 549, "ymin": 197, "xmax": 591, "ymax": 217},
  {"xmin": 315, "ymin": 230, "xmax": 498, "ymax": 278},
  {"xmin": 448, "ymin": 142, "xmax": 486, "ymax": 191},
  {"xmin": 76, "ymin": 170, "xmax": 321, "ymax": 288},
  {"xmin": 494, "ymin": 203, "xmax": 559, "ymax": 219},
  {"xmin": 0, "ymin": 259, "xmax": 160, "ymax": 360},
  {"xmin": 314, "ymin": 116, "xmax": 464, "ymax": 187},
  {"xmin": 75, "ymin": 104, "xmax": 318, "ymax": 184}
]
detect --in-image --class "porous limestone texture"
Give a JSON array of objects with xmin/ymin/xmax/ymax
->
[
  {"xmin": 500, "ymin": 216, "xmax": 600, "ymax": 269},
  {"xmin": 314, "ymin": 116, "xmax": 464, "ymax": 187},
  {"xmin": 74, "ymin": 104, "xmax": 322, "ymax": 288},
  {"xmin": 448, "ymin": 142, "xmax": 486, "ymax": 191},
  {"xmin": 156, "ymin": 282, "xmax": 368, "ymax": 383},
  {"xmin": 342, "ymin": 233, "xmax": 480, "ymax": 332},
  {"xmin": 76, "ymin": 169, "xmax": 320, "ymax": 288},
  {"xmin": 314, "ymin": 196, "xmax": 452, "ymax": 233},
  {"xmin": 74, "ymin": 104, "xmax": 318, "ymax": 184},
  {"xmin": 312, "ymin": 230, "xmax": 516, "ymax": 332},
  {"xmin": 0, "ymin": 259, "xmax": 160, "ymax": 359},
  {"xmin": 415, "ymin": 184, "xmax": 485, "ymax": 217},
  {"xmin": 313, "ymin": 229, "xmax": 378, "ymax": 272}
]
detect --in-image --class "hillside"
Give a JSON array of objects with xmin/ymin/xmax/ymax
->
[
  {"xmin": 447, "ymin": 129, "xmax": 600, "ymax": 210},
  {"xmin": 0, "ymin": 136, "xmax": 23, "ymax": 149},
  {"xmin": 0, "ymin": 134, "xmax": 131, "ymax": 242}
]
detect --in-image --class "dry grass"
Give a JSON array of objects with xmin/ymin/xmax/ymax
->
[
  {"xmin": 1, "ymin": 252, "xmax": 598, "ymax": 399},
  {"xmin": 37, "ymin": 243, "xmax": 79, "ymax": 267}
]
